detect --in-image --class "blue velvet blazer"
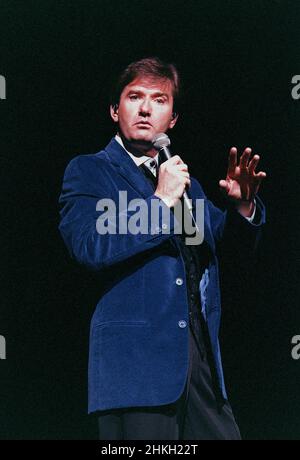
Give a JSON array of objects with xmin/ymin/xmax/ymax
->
[{"xmin": 58, "ymin": 138, "xmax": 266, "ymax": 413}]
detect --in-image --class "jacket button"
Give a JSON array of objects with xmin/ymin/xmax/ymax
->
[
  {"xmin": 162, "ymin": 223, "xmax": 168, "ymax": 230},
  {"xmin": 178, "ymin": 320, "xmax": 187, "ymax": 328},
  {"xmin": 176, "ymin": 277, "xmax": 183, "ymax": 286}
]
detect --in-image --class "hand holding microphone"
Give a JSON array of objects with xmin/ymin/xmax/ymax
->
[
  {"xmin": 154, "ymin": 155, "xmax": 190, "ymax": 208},
  {"xmin": 152, "ymin": 133, "xmax": 192, "ymax": 211}
]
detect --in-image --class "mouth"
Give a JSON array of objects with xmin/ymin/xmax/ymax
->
[{"xmin": 134, "ymin": 121, "xmax": 152, "ymax": 127}]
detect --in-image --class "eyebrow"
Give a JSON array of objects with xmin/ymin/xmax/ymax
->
[{"xmin": 127, "ymin": 89, "xmax": 169, "ymax": 99}]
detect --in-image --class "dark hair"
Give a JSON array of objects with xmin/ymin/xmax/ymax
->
[{"xmin": 110, "ymin": 57, "xmax": 181, "ymax": 114}]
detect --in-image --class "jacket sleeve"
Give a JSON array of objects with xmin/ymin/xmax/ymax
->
[
  {"xmin": 58, "ymin": 155, "xmax": 179, "ymax": 271},
  {"xmin": 191, "ymin": 178, "xmax": 266, "ymax": 251}
]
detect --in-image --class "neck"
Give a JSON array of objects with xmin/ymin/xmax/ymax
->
[{"xmin": 119, "ymin": 133, "xmax": 157, "ymax": 158}]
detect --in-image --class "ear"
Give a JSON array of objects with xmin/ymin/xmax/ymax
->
[
  {"xmin": 110, "ymin": 104, "xmax": 119, "ymax": 122},
  {"xmin": 169, "ymin": 112, "xmax": 179, "ymax": 129}
]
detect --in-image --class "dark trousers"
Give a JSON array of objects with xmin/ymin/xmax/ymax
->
[{"xmin": 97, "ymin": 327, "xmax": 241, "ymax": 440}]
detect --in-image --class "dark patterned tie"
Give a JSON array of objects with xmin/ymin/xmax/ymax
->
[{"xmin": 140, "ymin": 158, "xmax": 159, "ymax": 188}]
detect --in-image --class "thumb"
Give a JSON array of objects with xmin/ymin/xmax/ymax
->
[{"xmin": 219, "ymin": 179, "xmax": 230, "ymax": 193}]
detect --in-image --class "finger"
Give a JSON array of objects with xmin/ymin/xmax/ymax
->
[
  {"xmin": 177, "ymin": 163, "xmax": 189, "ymax": 171},
  {"xmin": 255, "ymin": 171, "xmax": 267, "ymax": 180},
  {"xmin": 169, "ymin": 155, "xmax": 184, "ymax": 165},
  {"xmin": 178, "ymin": 171, "xmax": 190, "ymax": 179},
  {"xmin": 257, "ymin": 171, "xmax": 266, "ymax": 177},
  {"xmin": 219, "ymin": 179, "xmax": 230, "ymax": 193},
  {"xmin": 248, "ymin": 155, "xmax": 260, "ymax": 174},
  {"xmin": 175, "ymin": 171, "xmax": 190, "ymax": 183},
  {"xmin": 253, "ymin": 172, "xmax": 267, "ymax": 194},
  {"xmin": 228, "ymin": 147, "xmax": 237, "ymax": 175},
  {"xmin": 240, "ymin": 147, "xmax": 252, "ymax": 170},
  {"xmin": 184, "ymin": 177, "xmax": 191, "ymax": 188}
]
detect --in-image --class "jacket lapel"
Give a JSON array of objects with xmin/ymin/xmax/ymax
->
[{"xmin": 104, "ymin": 138, "xmax": 154, "ymax": 198}]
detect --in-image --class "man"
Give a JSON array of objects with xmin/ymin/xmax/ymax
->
[{"xmin": 58, "ymin": 57, "xmax": 266, "ymax": 440}]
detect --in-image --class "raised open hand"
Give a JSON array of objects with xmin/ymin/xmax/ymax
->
[{"xmin": 219, "ymin": 147, "xmax": 266, "ymax": 216}]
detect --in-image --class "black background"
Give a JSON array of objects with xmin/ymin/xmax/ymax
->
[{"xmin": 0, "ymin": 0, "xmax": 299, "ymax": 439}]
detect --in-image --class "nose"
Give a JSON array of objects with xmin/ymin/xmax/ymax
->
[{"xmin": 139, "ymin": 97, "xmax": 151, "ymax": 116}]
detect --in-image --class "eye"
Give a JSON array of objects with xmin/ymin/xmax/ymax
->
[
  {"xmin": 155, "ymin": 98, "xmax": 165, "ymax": 104},
  {"xmin": 129, "ymin": 94, "xmax": 139, "ymax": 101}
]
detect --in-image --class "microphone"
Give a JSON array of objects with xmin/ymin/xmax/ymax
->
[{"xmin": 152, "ymin": 133, "xmax": 194, "ymax": 215}]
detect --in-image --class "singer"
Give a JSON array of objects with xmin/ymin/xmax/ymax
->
[{"xmin": 58, "ymin": 57, "xmax": 266, "ymax": 440}]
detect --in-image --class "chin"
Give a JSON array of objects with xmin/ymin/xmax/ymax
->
[{"xmin": 131, "ymin": 133, "xmax": 153, "ymax": 143}]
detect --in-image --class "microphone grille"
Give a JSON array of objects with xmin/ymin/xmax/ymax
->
[{"xmin": 152, "ymin": 133, "xmax": 171, "ymax": 150}]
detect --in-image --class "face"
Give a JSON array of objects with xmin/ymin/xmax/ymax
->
[{"xmin": 110, "ymin": 77, "xmax": 178, "ymax": 145}]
